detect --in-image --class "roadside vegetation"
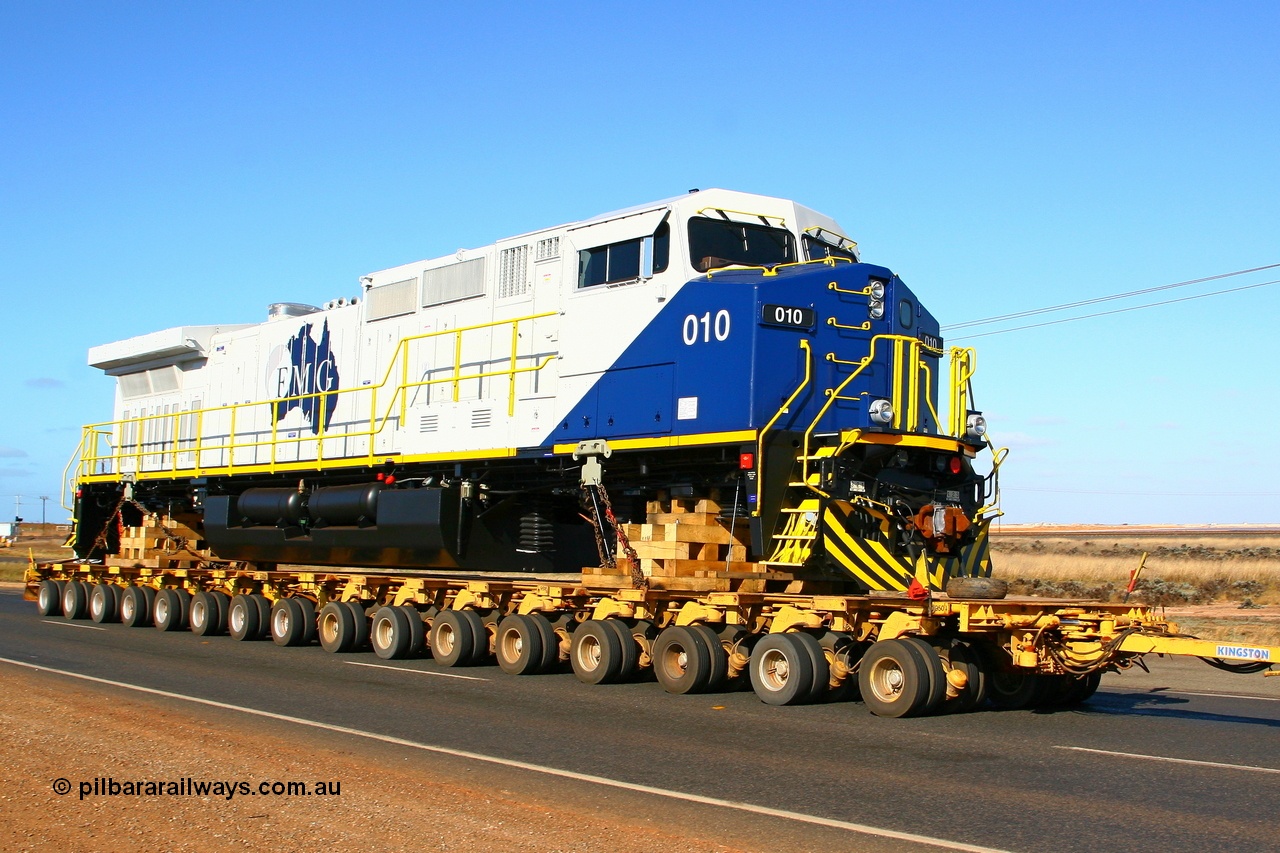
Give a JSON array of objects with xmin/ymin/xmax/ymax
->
[{"xmin": 991, "ymin": 533, "xmax": 1280, "ymax": 645}]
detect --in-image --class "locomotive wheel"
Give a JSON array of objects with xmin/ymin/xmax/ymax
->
[
  {"xmin": 61, "ymin": 580, "xmax": 89, "ymax": 620},
  {"xmin": 153, "ymin": 589, "xmax": 188, "ymax": 631},
  {"xmin": 272, "ymin": 598, "xmax": 310, "ymax": 647},
  {"xmin": 318, "ymin": 602, "xmax": 359, "ymax": 653},
  {"xmin": 900, "ymin": 637, "xmax": 947, "ymax": 715},
  {"xmin": 89, "ymin": 584, "xmax": 120, "ymax": 624},
  {"xmin": 750, "ymin": 633, "xmax": 817, "ymax": 706},
  {"xmin": 431, "ymin": 610, "xmax": 484, "ymax": 667},
  {"xmin": 688, "ymin": 624, "xmax": 729, "ymax": 692},
  {"xmin": 37, "ymin": 579, "xmax": 65, "ymax": 617},
  {"xmin": 943, "ymin": 642, "xmax": 987, "ymax": 713},
  {"xmin": 397, "ymin": 606, "xmax": 427, "ymax": 657},
  {"xmin": 496, "ymin": 614, "xmax": 544, "ymax": 675},
  {"xmin": 858, "ymin": 639, "xmax": 932, "ymax": 718},
  {"xmin": 120, "ymin": 586, "xmax": 153, "ymax": 627},
  {"xmin": 190, "ymin": 591, "xmax": 224, "ymax": 636},
  {"xmin": 571, "ymin": 620, "xmax": 625, "ymax": 685},
  {"xmin": 371, "ymin": 606, "xmax": 413, "ymax": 660},
  {"xmin": 528, "ymin": 613, "xmax": 561, "ymax": 671},
  {"xmin": 228, "ymin": 595, "xmax": 262, "ymax": 641},
  {"xmin": 652, "ymin": 625, "xmax": 713, "ymax": 695}
]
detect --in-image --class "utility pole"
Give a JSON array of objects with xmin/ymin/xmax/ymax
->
[
  {"xmin": 12, "ymin": 495, "xmax": 19, "ymax": 523},
  {"xmin": 39, "ymin": 496, "xmax": 49, "ymax": 527}
]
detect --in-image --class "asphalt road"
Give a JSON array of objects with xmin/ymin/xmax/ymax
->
[{"xmin": 2, "ymin": 588, "xmax": 1277, "ymax": 853}]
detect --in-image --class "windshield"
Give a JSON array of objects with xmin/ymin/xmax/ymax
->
[{"xmin": 688, "ymin": 217, "xmax": 796, "ymax": 273}]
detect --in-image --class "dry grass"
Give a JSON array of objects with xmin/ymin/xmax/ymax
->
[
  {"xmin": 0, "ymin": 526, "xmax": 70, "ymax": 583},
  {"xmin": 991, "ymin": 534, "xmax": 1280, "ymax": 606}
]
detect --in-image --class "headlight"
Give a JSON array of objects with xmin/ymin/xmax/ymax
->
[
  {"xmin": 868, "ymin": 280, "xmax": 886, "ymax": 300},
  {"xmin": 869, "ymin": 398, "xmax": 894, "ymax": 425},
  {"xmin": 868, "ymin": 299, "xmax": 885, "ymax": 319},
  {"xmin": 966, "ymin": 412, "xmax": 987, "ymax": 437}
]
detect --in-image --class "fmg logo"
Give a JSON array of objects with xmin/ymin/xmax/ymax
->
[{"xmin": 265, "ymin": 320, "xmax": 340, "ymax": 435}]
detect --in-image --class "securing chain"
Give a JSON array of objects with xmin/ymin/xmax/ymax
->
[
  {"xmin": 580, "ymin": 482, "xmax": 646, "ymax": 590},
  {"xmin": 91, "ymin": 493, "xmax": 153, "ymax": 553}
]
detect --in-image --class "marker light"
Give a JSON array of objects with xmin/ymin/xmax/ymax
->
[
  {"xmin": 966, "ymin": 412, "xmax": 987, "ymax": 438},
  {"xmin": 949, "ymin": 456, "xmax": 963, "ymax": 475}
]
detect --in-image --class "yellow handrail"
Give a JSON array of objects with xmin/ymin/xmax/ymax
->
[{"xmin": 75, "ymin": 311, "xmax": 558, "ymax": 485}]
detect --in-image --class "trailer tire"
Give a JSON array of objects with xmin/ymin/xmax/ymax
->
[
  {"xmin": 819, "ymin": 631, "xmax": 861, "ymax": 702},
  {"xmin": 61, "ymin": 580, "xmax": 89, "ymax": 620},
  {"xmin": 986, "ymin": 669, "xmax": 1042, "ymax": 710},
  {"xmin": 272, "ymin": 598, "xmax": 310, "ymax": 647},
  {"xmin": 228, "ymin": 595, "xmax": 261, "ymax": 641},
  {"xmin": 689, "ymin": 624, "xmax": 729, "ymax": 692},
  {"xmin": 1063, "ymin": 671, "xmax": 1103, "ymax": 704},
  {"xmin": 397, "ymin": 606, "xmax": 426, "ymax": 657},
  {"xmin": 90, "ymin": 584, "xmax": 120, "ymax": 624},
  {"xmin": 37, "ymin": 580, "xmax": 65, "ymax": 617},
  {"xmin": 372, "ymin": 606, "xmax": 413, "ymax": 660},
  {"xmin": 944, "ymin": 642, "xmax": 987, "ymax": 713},
  {"xmin": 653, "ymin": 625, "xmax": 713, "ymax": 695},
  {"xmin": 431, "ymin": 610, "xmax": 483, "ymax": 667},
  {"xmin": 191, "ymin": 591, "xmax": 224, "ymax": 636},
  {"xmin": 944, "ymin": 577, "xmax": 1008, "ymax": 600},
  {"xmin": 529, "ymin": 613, "xmax": 561, "ymax": 672},
  {"xmin": 858, "ymin": 639, "xmax": 931, "ymax": 717},
  {"xmin": 606, "ymin": 619, "xmax": 640, "ymax": 682},
  {"xmin": 572, "ymin": 620, "xmax": 625, "ymax": 684},
  {"xmin": 120, "ymin": 586, "xmax": 152, "ymax": 627},
  {"xmin": 901, "ymin": 637, "xmax": 947, "ymax": 715},
  {"xmin": 318, "ymin": 602, "xmax": 358, "ymax": 653},
  {"xmin": 750, "ymin": 633, "xmax": 817, "ymax": 706},
  {"xmin": 153, "ymin": 589, "xmax": 187, "ymax": 631},
  {"xmin": 496, "ymin": 614, "xmax": 545, "ymax": 675}
]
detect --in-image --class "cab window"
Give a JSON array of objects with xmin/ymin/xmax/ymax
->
[{"xmin": 688, "ymin": 217, "xmax": 795, "ymax": 273}]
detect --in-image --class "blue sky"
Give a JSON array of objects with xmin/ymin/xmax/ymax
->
[{"xmin": 2, "ymin": 2, "xmax": 1277, "ymax": 524}]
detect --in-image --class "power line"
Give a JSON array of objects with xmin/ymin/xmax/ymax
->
[
  {"xmin": 949, "ymin": 278, "xmax": 1280, "ymax": 341},
  {"xmin": 942, "ymin": 262, "xmax": 1280, "ymax": 332}
]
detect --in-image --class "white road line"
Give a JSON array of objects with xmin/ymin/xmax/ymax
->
[
  {"xmin": 1056, "ymin": 746, "xmax": 1280, "ymax": 774},
  {"xmin": 1165, "ymin": 690, "xmax": 1280, "ymax": 703},
  {"xmin": 41, "ymin": 620, "xmax": 107, "ymax": 631},
  {"xmin": 0, "ymin": 657, "xmax": 1013, "ymax": 853},
  {"xmin": 345, "ymin": 660, "xmax": 488, "ymax": 682}
]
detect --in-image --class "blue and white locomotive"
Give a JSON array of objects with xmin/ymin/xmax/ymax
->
[{"xmin": 72, "ymin": 189, "xmax": 998, "ymax": 592}]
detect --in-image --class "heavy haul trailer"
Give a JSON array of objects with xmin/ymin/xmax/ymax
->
[{"xmin": 28, "ymin": 189, "xmax": 1279, "ymax": 716}]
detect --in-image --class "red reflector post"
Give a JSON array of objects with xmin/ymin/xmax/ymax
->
[{"xmin": 739, "ymin": 452, "xmax": 755, "ymax": 470}]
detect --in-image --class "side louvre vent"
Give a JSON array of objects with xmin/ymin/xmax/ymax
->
[
  {"xmin": 419, "ymin": 414, "xmax": 439, "ymax": 434},
  {"xmin": 497, "ymin": 245, "xmax": 529, "ymax": 299},
  {"xmin": 367, "ymin": 278, "xmax": 419, "ymax": 321},
  {"xmin": 471, "ymin": 409, "xmax": 492, "ymax": 429},
  {"xmin": 423, "ymin": 258, "xmax": 485, "ymax": 307}
]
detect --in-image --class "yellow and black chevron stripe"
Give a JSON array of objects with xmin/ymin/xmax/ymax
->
[{"xmin": 821, "ymin": 503, "xmax": 993, "ymax": 592}]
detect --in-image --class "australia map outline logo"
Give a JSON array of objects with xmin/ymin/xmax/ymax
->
[{"xmin": 272, "ymin": 320, "xmax": 340, "ymax": 435}]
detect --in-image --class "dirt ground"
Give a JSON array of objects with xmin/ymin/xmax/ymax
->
[{"xmin": 0, "ymin": 666, "xmax": 750, "ymax": 853}]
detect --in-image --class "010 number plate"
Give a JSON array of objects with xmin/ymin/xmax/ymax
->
[{"xmin": 761, "ymin": 304, "xmax": 815, "ymax": 330}]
